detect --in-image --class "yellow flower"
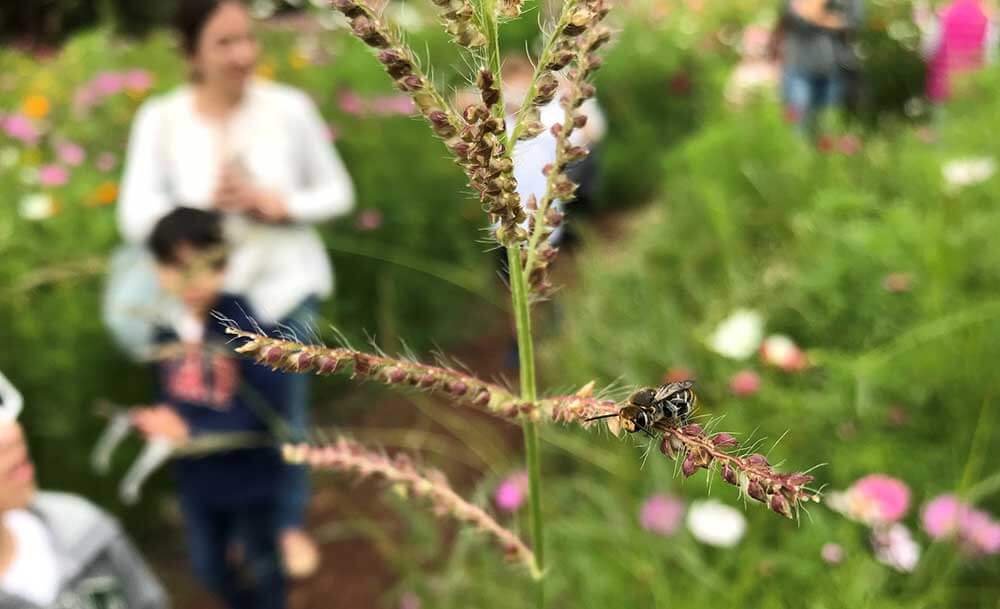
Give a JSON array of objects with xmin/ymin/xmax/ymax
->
[
  {"xmin": 89, "ymin": 181, "xmax": 119, "ymax": 206},
  {"xmin": 22, "ymin": 95, "xmax": 51, "ymax": 119},
  {"xmin": 289, "ymin": 50, "xmax": 309, "ymax": 71},
  {"xmin": 256, "ymin": 62, "xmax": 276, "ymax": 80}
]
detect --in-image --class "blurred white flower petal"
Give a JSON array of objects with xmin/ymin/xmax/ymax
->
[
  {"xmin": 708, "ymin": 309, "xmax": 764, "ymax": 360},
  {"xmin": 19, "ymin": 193, "xmax": 57, "ymax": 221},
  {"xmin": 872, "ymin": 524, "xmax": 920, "ymax": 573},
  {"xmin": 686, "ymin": 499, "xmax": 747, "ymax": 547},
  {"xmin": 942, "ymin": 157, "xmax": 996, "ymax": 190}
]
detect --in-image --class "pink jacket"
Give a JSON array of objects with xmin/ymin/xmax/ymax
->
[{"xmin": 927, "ymin": 0, "xmax": 990, "ymax": 101}]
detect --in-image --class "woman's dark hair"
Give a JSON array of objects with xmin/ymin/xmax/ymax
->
[
  {"xmin": 149, "ymin": 207, "xmax": 225, "ymax": 265},
  {"xmin": 174, "ymin": 0, "xmax": 241, "ymax": 56}
]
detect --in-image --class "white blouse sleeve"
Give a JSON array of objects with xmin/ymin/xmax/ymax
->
[
  {"xmin": 117, "ymin": 99, "xmax": 175, "ymax": 244},
  {"xmin": 285, "ymin": 93, "xmax": 356, "ymax": 223}
]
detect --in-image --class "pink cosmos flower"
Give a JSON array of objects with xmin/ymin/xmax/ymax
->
[
  {"xmin": 923, "ymin": 494, "xmax": 962, "ymax": 539},
  {"xmin": 494, "ymin": 471, "xmax": 529, "ymax": 512},
  {"xmin": 760, "ymin": 334, "xmax": 808, "ymax": 372},
  {"xmin": 96, "ymin": 152, "xmax": 117, "ymax": 172},
  {"xmin": 356, "ymin": 209, "xmax": 384, "ymax": 231},
  {"xmin": 93, "ymin": 71, "xmax": 126, "ymax": 96},
  {"xmin": 729, "ymin": 369, "xmax": 761, "ymax": 397},
  {"xmin": 871, "ymin": 524, "xmax": 920, "ymax": 572},
  {"xmin": 38, "ymin": 164, "xmax": 69, "ymax": 187},
  {"xmin": 828, "ymin": 474, "xmax": 910, "ymax": 526},
  {"xmin": 3, "ymin": 114, "xmax": 40, "ymax": 145},
  {"xmin": 371, "ymin": 94, "xmax": 416, "ymax": 116},
  {"xmin": 639, "ymin": 494, "xmax": 685, "ymax": 536},
  {"xmin": 399, "ymin": 592, "xmax": 421, "ymax": 609},
  {"xmin": 124, "ymin": 69, "xmax": 154, "ymax": 92},
  {"xmin": 338, "ymin": 91, "xmax": 367, "ymax": 116},
  {"xmin": 854, "ymin": 475, "xmax": 911, "ymax": 523},
  {"xmin": 56, "ymin": 141, "xmax": 85, "ymax": 166},
  {"xmin": 821, "ymin": 542, "xmax": 845, "ymax": 564},
  {"xmin": 663, "ymin": 366, "xmax": 695, "ymax": 384}
]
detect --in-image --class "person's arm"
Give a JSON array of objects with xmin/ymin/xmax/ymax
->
[
  {"xmin": 117, "ymin": 100, "xmax": 175, "ymax": 244},
  {"xmin": 284, "ymin": 92, "xmax": 356, "ymax": 224}
]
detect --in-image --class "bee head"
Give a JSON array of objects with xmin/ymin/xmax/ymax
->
[
  {"xmin": 628, "ymin": 388, "xmax": 657, "ymax": 408},
  {"xmin": 619, "ymin": 405, "xmax": 650, "ymax": 433}
]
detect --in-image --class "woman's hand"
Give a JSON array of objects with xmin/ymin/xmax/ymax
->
[
  {"xmin": 213, "ymin": 162, "xmax": 290, "ymax": 222},
  {"xmin": 131, "ymin": 406, "xmax": 190, "ymax": 445}
]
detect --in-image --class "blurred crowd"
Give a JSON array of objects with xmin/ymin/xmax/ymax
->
[{"xmin": 726, "ymin": 0, "xmax": 997, "ymax": 135}]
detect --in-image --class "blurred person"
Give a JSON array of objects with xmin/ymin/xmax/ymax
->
[
  {"xmin": 915, "ymin": 0, "xmax": 997, "ymax": 106},
  {"xmin": 132, "ymin": 207, "xmax": 290, "ymax": 609},
  {"xmin": 117, "ymin": 0, "xmax": 356, "ymax": 576},
  {"xmin": 0, "ymin": 418, "xmax": 167, "ymax": 608},
  {"xmin": 778, "ymin": 0, "xmax": 864, "ymax": 135},
  {"xmin": 501, "ymin": 55, "xmax": 607, "ymax": 245},
  {"xmin": 726, "ymin": 23, "xmax": 782, "ymax": 107}
]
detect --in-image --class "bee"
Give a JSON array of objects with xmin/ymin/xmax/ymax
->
[{"xmin": 586, "ymin": 380, "xmax": 697, "ymax": 437}]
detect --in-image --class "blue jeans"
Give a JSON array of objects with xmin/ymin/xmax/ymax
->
[
  {"xmin": 783, "ymin": 70, "xmax": 844, "ymax": 137},
  {"xmin": 180, "ymin": 495, "xmax": 285, "ymax": 609},
  {"xmin": 277, "ymin": 296, "xmax": 318, "ymax": 530}
]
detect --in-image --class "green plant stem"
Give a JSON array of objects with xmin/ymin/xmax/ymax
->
[{"xmin": 507, "ymin": 244, "xmax": 545, "ymax": 600}]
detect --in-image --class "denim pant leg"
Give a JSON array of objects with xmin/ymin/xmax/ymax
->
[
  {"xmin": 179, "ymin": 495, "xmax": 235, "ymax": 602},
  {"xmin": 233, "ymin": 501, "xmax": 286, "ymax": 609},
  {"xmin": 277, "ymin": 296, "xmax": 319, "ymax": 530}
]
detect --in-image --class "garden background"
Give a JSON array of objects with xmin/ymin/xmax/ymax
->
[{"xmin": 2, "ymin": 0, "xmax": 999, "ymax": 607}]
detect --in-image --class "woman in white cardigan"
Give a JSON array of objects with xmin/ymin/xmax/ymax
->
[{"xmin": 117, "ymin": 0, "xmax": 354, "ymax": 577}]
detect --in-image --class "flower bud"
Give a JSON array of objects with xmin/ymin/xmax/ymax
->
[
  {"xmin": 331, "ymin": 0, "xmax": 365, "ymax": 18},
  {"xmin": 546, "ymin": 49, "xmax": 575, "ymax": 71},
  {"xmin": 682, "ymin": 453, "xmax": 698, "ymax": 478},
  {"xmin": 562, "ymin": 8, "xmax": 594, "ymax": 36},
  {"xmin": 473, "ymin": 389, "xmax": 491, "ymax": 406},
  {"xmin": 746, "ymin": 453, "xmax": 770, "ymax": 467},
  {"xmin": 680, "ymin": 423, "xmax": 704, "ymax": 437},
  {"xmin": 428, "ymin": 110, "xmax": 457, "ymax": 138},
  {"xmin": 353, "ymin": 354, "xmax": 373, "ymax": 376},
  {"xmin": 769, "ymin": 493, "xmax": 793, "ymax": 518},
  {"xmin": 572, "ymin": 114, "xmax": 588, "ymax": 130},
  {"xmin": 263, "ymin": 345, "xmax": 284, "ymax": 366},
  {"xmin": 417, "ymin": 374, "xmax": 437, "ymax": 388},
  {"xmin": 711, "ymin": 433, "xmax": 739, "ymax": 448},
  {"xmin": 287, "ymin": 351, "xmax": 315, "ymax": 372},
  {"xmin": 398, "ymin": 75, "xmax": 424, "ymax": 92},
  {"xmin": 315, "ymin": 355, "xmax": 340, "ymax": 375},
  {"xmin": 721, "ymin": 462, "xmax": 739, "ymax": 485},
  {"xmin": 533, "ymin": 72, "xmax": 559, "ymax": 106},
  {"xmin": 384, "ymin": 367, "xmax": 408, "ymax": 384},
  {"xmin": 659, "ymin": 435, "xmax": 677, "ymax": 458},
  {"xmin": 587, "ymin": 27, "xmax": 612, "ymax": 52},
  {"xmin": 747, "ymin": 479, "xmax": 767, "ymax": 502},
  {"xmin": 378, "ymin": 48, "xmax": 413, "ymax": 78},
  {"xmin": 545, "ymin": 208, "xmax": 564, "ymax": 227},
  {"xmin": 477, "ymin": 69, "xmax": 501, "ymax": 108},
  {"xmin": 448, "ymin": 381, "xmax": 468, "ymax": 396},
  {"xmin": 351, "ymin": 16, "xmax": 390, "ymax": 48}
]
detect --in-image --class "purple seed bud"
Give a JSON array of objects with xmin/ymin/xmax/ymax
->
[
  {"xmin": 659, "ymin": 436, "xmax": 676, "ymax": 458},
  {"xmin": 572, "ymin": 114, "xmax": 588, "ymax": 129},
  {"xmin": 550, "ymin": 123, "xmax": 563, "ymax": 137},
  {"xmin": 331, "ymin": 0, "xmax": 365, "ymax": 18},
  {"xmin": 354, "ymin": 354, "xmax": 373, "ymax": 376},
  {"xmin": 263, "ymin": 345, "xmax": 284, "ymax": 366},
  {"xmin": 711, "ymin": 433, "xmax": 739, "ymax": 448},
  {"xmin": 545, "ymin": 50, "xmax": 575, "ymax": 71},
  {"xmin": 448, "ymin": 381, "xmax": 468, "ymax": 396},
  {"xmin": 721, "ymin": 462, "xmax": 739, "ymax": 485},
  {"xmin": 384, "ymin": 367, "xmax": 408, "ymax": 384},
  {"xmin": 473, "ymin": 389, "xmax": 490, "ymax": 406},
  {"xmin": 680, "ymin": 423, "xmax": 705, "ymax": 437},
  {"xmin": 316, "ymin": 355, "xmax": 340, "ymax": 375},
  {"xmin": 588, "ymin": 27, "xmax": 612, "ymax": 52},
  {"xmin": 288, "ymin": 351, "xmax": 315, "ymax": 371},
  {"xmin": 682, "ymin": 453, "xmax": 698, "ymax": 478},
  {"xmin": 398, "ymin": 75, "xmax": 424, "ymax": 92},
  {"xmin": 785, "ymin": 473, "xmax": 814, "ymax": 488},
  {"xmin": 747, "ymin": 479, "xmax": 767, "ymax": 502},
  {"xmin": 746, "ymin": 453, "xmax": 770, "ymax": 467},
  {"xmin": 417, "ymin": 374, "xmax": 437, "ymax": 388},
  {"xmin": 562, "ymin": 7, "xmax": 594, "ymax": 36},
  {"xmin": 770, "ymin": 494, "xmax": 793, "ymax": 518}
]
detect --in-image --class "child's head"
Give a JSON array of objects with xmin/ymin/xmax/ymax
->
[
  {"xmin": 0, "ymin": 422, "xmax": 36, "ymax": 512},
  {"xmin": 150, "ymin": 207, "xmax": 227, "ymax": 315}
]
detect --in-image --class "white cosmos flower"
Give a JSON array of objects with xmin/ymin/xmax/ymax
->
[
  {"xmin": 871, "ymin": 524, "xmax": 920, "ymax": 573},
  {"xmin": 942, "ymin": 157, "xmax": 996, "ymax": 190},
  {"xmin": 19, "ymin": 193, "xmax": 57, "ymax": 221},
  {"xmin": 708, "ymin": 309, "xmax": 764, "ymax": 360},
  {"xmin": 686, "ymin": 500, "xmax": 747, "ymax": 547}
]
